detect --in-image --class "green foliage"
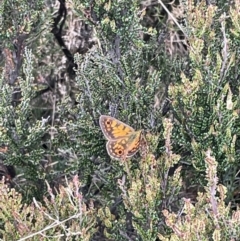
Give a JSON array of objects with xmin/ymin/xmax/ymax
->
[
  {"xmin": 0, "ymin": 176, "xmax": 97, "ymax": 240},
  {"xmin": 74, "ymin": 0, "xmax": 144, "ymax": 51},
  {"xmin": 92, "ymin": 118, "xmax": 181, "ymax": 241},
  {"xmin": 168, "ymin": 0, "xmax": 240, "ymax": 195},
  {"xmin": 159, "ymin": 150, "xmax": 240, "ymax": 241},
  {"xmin": 0, "ymin": 49, "xmax": 48, "ymax": 198},
  {"xmin": 1, "ymin": 0, "xmax": 240, "ymax": 240},
  {"xmin": 0, "ymin": 0, "xmax": 44, "ymax": 46}
]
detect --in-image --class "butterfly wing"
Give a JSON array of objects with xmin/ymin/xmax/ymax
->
[
  {"xmin": 106, "ymin": 139, "xmax": 126, "ymax": 159},
  {"xmin": 125, "ymin": 130, "xmax": 142, "ymax": 157},
  {"xmin": 99, "ymin": 115, "xmax": 134, "ymax": 140},
  {"xmin": 106, "ymin": 130, "xmax": 142, "ymax": 160}
]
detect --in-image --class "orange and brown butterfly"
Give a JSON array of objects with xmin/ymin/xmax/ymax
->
[{"xmin": 99, "ymin": 115, "xmax": 143, "ymax": 160}]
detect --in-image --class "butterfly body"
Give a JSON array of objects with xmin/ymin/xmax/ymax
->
[{"xmin": 99, "ymin": 115, "xmax": 142, "ymax": 160}]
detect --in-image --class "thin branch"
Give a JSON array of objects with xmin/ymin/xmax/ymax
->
[
  {"xmin": 157, "ymin": 0, "xmax": 188, "ymax": 38},
  {"xmin": 17, "ymin": 213, "xmax": 82, "ymax": 241}
]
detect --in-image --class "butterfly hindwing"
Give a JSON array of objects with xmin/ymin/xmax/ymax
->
[{"xmin": 105, "ymin": 130, "xmax": 142, "ymax": 160}]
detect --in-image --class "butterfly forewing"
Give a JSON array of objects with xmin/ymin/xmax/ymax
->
[{"xmin": 99, "ymin": 115, "xmax": 134, "ymax": 140}]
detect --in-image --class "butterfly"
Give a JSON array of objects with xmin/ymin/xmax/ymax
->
[{"xmin": 99, "ymin": 115, "xmax": 143, "ymax": 160}]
